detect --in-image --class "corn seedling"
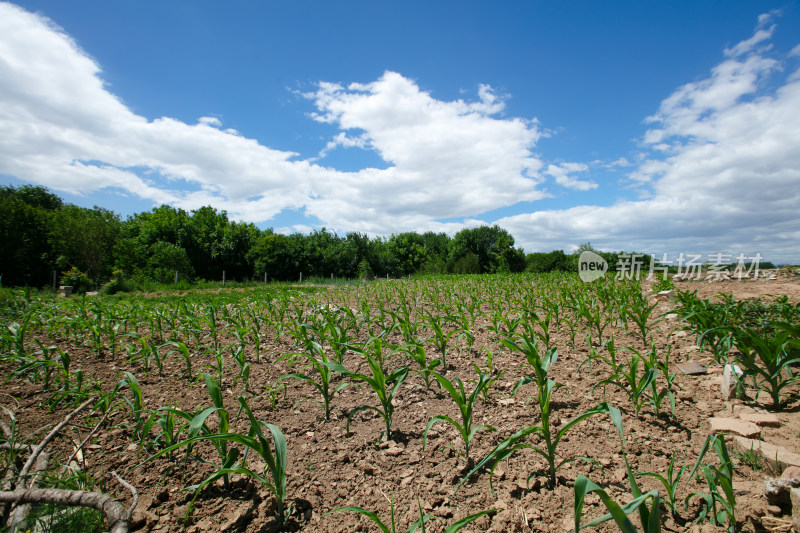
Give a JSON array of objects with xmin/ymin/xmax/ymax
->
[
  {"xmin": 147, "ymin": 396, "xmax": 290, "ymax": 523},
  {"xmin": 635, "ymin": 450, "xmax": 688, "ymax": 516},
  {"xmin": 423, "ymin": 310, "xmax": 458, "ymax": 372},
  {"xmin": 573, "ymin": 405, "xmax": 663, "ymax": 532},
  {"xmin": 626, "ymin": 295, "xmax": 667, "ymax": 348},
  {"xmin": 585, "ymin": 339, "xmax": 655, "ymax": 417},
  {"xmin": 230, "ymin": 345, "xmax": 251, "ymax": 390},
  {"xmin": 324, "ymin": 337, "xmax": 409, "ymax": 441},
  {"xmin": 326, "ymin": 492, "xmax": 495, "ymax": 533},
  {"xmin": 403, "ymin": 343, "xmax": 442, "ymax": 390},
  {"xmin": 422, "ymin": 366, "xmax": 499, "ymax": 465},
  {"xmin": 685, "ymin": 434, "xmax": 737, "ymax": 532},
  {"xmin": 277, "ymin": 340, "xmax": 347, "ymax": 420},
  {"xmin": 727, "ymin": 322, "xmax": 800, "ymax": 409},
  {"xmin": 458, "ymin": 330, "xmax": 609, "ymax": 490}
]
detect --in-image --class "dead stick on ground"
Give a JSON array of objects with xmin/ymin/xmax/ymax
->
[
  {"xmin": 0, "ymin": 488, "xmax": 130, "ymax": 533},
  {"xmin": 17, "ymin": 399, "xmax": 92, "ymax": 486},
  {"xmin": 112, "ymin": 471, "xmax": 138, "ymax": 521},
  {"xmin": 60, "ymin": 409, "xmax": 110, "ymax": 476}
]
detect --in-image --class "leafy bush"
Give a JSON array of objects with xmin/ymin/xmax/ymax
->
[
  {"xmin": 59, "ymin": 267, "xmax": 92, "ymax": 294},
  {"xmin": 100, "ymin": 269, "xmax": 129, "ymax": 294}
]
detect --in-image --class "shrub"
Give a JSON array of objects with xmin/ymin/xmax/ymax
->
[{"xmin": 59, "ymin": 267, "xmax": 92, "ymax": 294}]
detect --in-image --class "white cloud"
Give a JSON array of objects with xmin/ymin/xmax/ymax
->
[
  {"xmin": 497, "ymin": 16, "xmax": 800, "ymax": 263},
  {"xmin": 198, "ymin": 116, "xmax": 222, "ymax": 127},
  {"xmin": 0, "ymin": 3, "xmax": 547, "ymax": 236},
  {"xmin": 545, "ymin": 162, "xmax": 597, "ymax": 190}
]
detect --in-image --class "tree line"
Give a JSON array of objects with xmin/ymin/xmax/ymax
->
[
  {"xmin": 2, "ymin": 185, "xmax": 568, "ymax": 291},
  {"xmin": 9, "ymin": 185, "xmax": 771, "ymax": 292}
]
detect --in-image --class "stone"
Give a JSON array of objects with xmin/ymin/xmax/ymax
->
[
  {"xmin": 765, "ymin": 478, "xmax": 800, "ymax": 505},
  {"xmin": 740, "ymin": 412, "xmax": 781, "ymax": 427},
  {"xmin": 782, "ymin": 466, "xmax": 800, "ymax": 480},
  {"xmin": 678, "ymin": 361, "xmax": 707, "ymax": 375},
  {"xmin": 383, "ymin": 446, "xmax": 404, "ymax": 457},
  {"xmin": 656, "ymin": 290, "xmax": 675, "ymax": 301},
  {"xmin": 734, "ymin": 437, "xmax": 800, "ymax": 469},
  {"xmin": 708, "ymin": 417, "xmax": 761, "ymax": 438},
  {"xmin": 721, "ymin": 364, "xmax": 742, "ymax": 400},
  {"xmin": 792, "ymin": 488, "xmax": 800, "ymax": 532}
]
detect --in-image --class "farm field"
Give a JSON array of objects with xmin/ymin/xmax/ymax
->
[{"xmin": 1, "ymin": 273, "xmax": 800, "ymax": 533}]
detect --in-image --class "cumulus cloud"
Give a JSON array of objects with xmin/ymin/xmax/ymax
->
[
  {"xmin": 498, "ymin": 16, "xmax": 800, "ymax": 262},
  {"xmin": 302, "ymin": 71, "xmax": 545, "ymax": 231},
  {"xmin": 0, "ymin": 3, "xmax": 546, "ymax": 235},
  {"xmin": 544, "ymin": 162, "xmax": 597, "ymax": 190}
]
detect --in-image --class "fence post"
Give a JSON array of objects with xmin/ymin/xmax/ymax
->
[
  {"xmin": 223, "ymin": 270, "xmax": 226, "ymax": 286},
  {"xmin": 175, "ymin": 271, "xmax": 178, "ymax": 284},
  {"xmin": 299, "ymin": 272, "xmax": 303, "ymax": 283}
]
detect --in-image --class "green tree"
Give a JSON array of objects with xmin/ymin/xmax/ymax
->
[
  {"xmin": 0, "ymin": 185, "xmax": 61, "ymax": 287},
  {"xmin": 388, "ymin": 232, "xmax": 428, "ymax": 276},
  {"xmin": 115, "ymin": 205, "xmax": 195, "ymax": 282},
  {"xmin": 51, "ymin": 205, "xmax": 120, "ymax": 283},
  {"xmin": 450, "ymin": 226, "xmax": 524, "ymax": 274},
  {"xmin": 526, "ymin": 250, "xmax": 570, "ymax": 273},
  {"xmin": 148, "ymin": 241, "xmax": 194, "ymax": 283},
  {"xmin": 247, "ymin": 232, "xmax": 300, "ymax": 281}
]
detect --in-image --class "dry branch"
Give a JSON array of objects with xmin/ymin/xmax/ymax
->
[
  {"xmin": 18, "ymin": 399, "xmax": 92, "ymax": 484},
  {"xmin": 0, "ymin": 488, "xmax": 129, "ymax": 533}
]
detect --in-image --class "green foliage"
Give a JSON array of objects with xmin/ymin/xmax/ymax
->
[
  {"xmin": 685, "ymin": 434, "xmax": 737, "ymax": 532},
  {"xmin": 584, "ymin": 339, "xmax": 656, "ymax": 417},
  {"xmin": 458, "ymin": 330, "xmax": 608, "ymax": 491},
  {"xmin": 0, "ymin": 185, "xmax": 62, "ymax": 287},
  {"xmin": 423, "ymin": 366, "xmax": 499, "ymax": 464},
  {"xmin": 325, "ymin": 337, "xmax": 409, "ymax": 441},
  {"xmin": 574, "ymin": 405, "xmax": 662, "ymax": 532},
  {"xmin": 652, "ymin": 277, "xmax": 674, "ymax": 293},
  {"xmin": 635, "ymin": 451, "xmax": 688, "ymax": 516},
  {"xmin": 326, "ymin": 494, "xmax": 495, "ymax": 533},
  {"xmin": 278, "ymin": 337, "xmax": 347, "ymax": 420},
  {"xmin": 59, "ymin": 267, "xmax": 93, "ymax": 294},
  {"xmin": 727, "ymin": 322, "xmax": 800, "ymax": 409},
  {"xmin": 147, "ymin": 395, "xmax": 290, "ymax": 523},
  {"xmin": 450, "ymin": 225, "xmax": 525, "ymax": 274}
]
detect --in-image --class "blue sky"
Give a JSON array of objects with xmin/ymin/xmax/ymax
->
[{"xmin": 2, "ymin": 1, "xmax": 800, "ymax": 262}]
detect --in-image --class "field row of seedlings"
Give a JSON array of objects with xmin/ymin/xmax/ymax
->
[{"xmin": 1, "ymin": 274, "xmax": 799, "ymax": 532}]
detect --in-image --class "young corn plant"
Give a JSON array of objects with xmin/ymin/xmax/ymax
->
[
  {"xmin": 727, "ymin": 322, "xmax": 800, "ymax": 409},
  {"xmin": 230, "ymin": 345, "xmax": 251, "ymax": 391},
  {"xmin": 147, "ymin": 396, "xmax": 290, "ymax": 524},
  {"xmin": 635, "ymin": 450, "xmax": 688, "ymax": 517},
  {"xmin": 403, "ymin": 343, "xmax": 442, "ymax": 391},
  {"xmin": 423, "ymin": 310, "xmax": 458, "ymax": 372},
  {"xmin": 642, "ymin": 344, "xmax": 677, "ymax": 418},
  {"xmin": 114, "ymin": 371, "xmax": 147, "ymax": 441},
  {"xmin": 422, "ymin": 366, "xmax": 499, "ymax": 466},
  {"xmin": 324, "ymin": 337, "xmax": 409, "ymax": 441},
  {"xmin": 163, "ymin": 340, "xmax": 194, "ymax": 380},
  {"xmin": 626, "ymin": 295, "xmax": 667, "ymax": 348},
  {"xmin": 573, "ymin": 405, "xmax": 663, "ymax": 532},
  {"xmin": 458, "ymin": 331, "xmax": 609, "ymax": 491},
  {"xmin": 685, "ymin": 434, "xmax": 737, "ymax": 532},
  {"xmin": 278, "ymin": 340, "xmax": 347, "ymax": 420},
  {"xmin": 327, "ymin": 493, "xmax": 495, "ymax": 533},
  {"xmin": 585, "ymin": 339, "xmax": 656, "ymax": 417}
]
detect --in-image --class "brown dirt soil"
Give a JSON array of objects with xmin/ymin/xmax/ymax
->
[{"xmin": 2, "ymin": 275, "xmax": 799, "ymax": 533}]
